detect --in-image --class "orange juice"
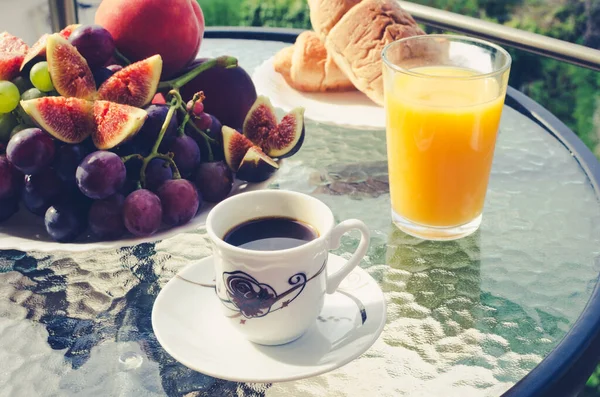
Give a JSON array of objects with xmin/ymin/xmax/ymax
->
[{"xmin": 385, "ymin": 66, "xmax": 505, "ymax": 227}]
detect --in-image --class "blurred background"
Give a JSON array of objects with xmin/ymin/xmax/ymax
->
[{"xmin": 0, "ymin": 0, "xmax": 599, "ymax": 395}]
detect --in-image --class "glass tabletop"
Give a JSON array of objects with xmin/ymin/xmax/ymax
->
[{"xmin": 1, "ymin": 38, "xmax": 599, "ymax": 397}]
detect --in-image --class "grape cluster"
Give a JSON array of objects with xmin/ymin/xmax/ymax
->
[{"xmin": 0, "ymin": 26, "xmax": 236, "ymax": 243}]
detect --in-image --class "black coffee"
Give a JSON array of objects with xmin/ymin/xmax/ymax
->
[{"xmin": 224, "ymin": 216, "xmax": 319, "ymax": 251}]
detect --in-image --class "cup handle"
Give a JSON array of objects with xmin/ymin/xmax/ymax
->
[{"xmin": 326, "ymin": 219, "xmax": 370, "ymax": 294}]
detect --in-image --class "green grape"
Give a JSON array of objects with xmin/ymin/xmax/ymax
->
[
  {"xmin": 0, "ymin": 81, "xmax": 20, "ymax": 113},
  {"xmin": 17, "ymin": 88, "xmax": 45, "ymax": 126},
  {"xmin": 30, "ymin": 62, "xmax": 54, "ymax": 92},
  {"xmin": 0, "ymin": 112, "xmax": 17, "ymax": 142},
  {"xmin": 11, "ymin": 76, "xmax": 32, "ymax": 94}
]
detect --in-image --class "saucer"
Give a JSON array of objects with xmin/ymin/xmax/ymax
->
[{"xmin": 152, "ymin": 253, "xmax": 387, "ymax": 383}]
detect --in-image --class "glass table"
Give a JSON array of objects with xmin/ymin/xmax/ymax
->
[{"xmin": 1, "ymin": 30, "xmax": 599, "ymax": 397}]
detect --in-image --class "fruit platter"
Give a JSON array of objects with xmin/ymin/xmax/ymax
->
[{"xmin": 0, "ymin": 12, "xmax": 305, "ymax": 251}]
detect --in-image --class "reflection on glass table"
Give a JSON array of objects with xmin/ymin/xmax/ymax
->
[{"xmin": 0, "ymin": 34, "xmax": 599, "ymax": 397}]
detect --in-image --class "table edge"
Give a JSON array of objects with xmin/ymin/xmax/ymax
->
[{"xmin": 204, "ymin": 27, "xmax": 600, "ymax": 397}]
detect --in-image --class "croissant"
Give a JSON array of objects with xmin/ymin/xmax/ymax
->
[{"xmin": 274, "ymin": 31, "xmax": 355, "ymax": 93}]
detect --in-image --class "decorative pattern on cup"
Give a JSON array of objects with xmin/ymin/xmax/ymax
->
[{"xmin": 219, "ymin": 260, "xmax": 327, "ymax": 321}]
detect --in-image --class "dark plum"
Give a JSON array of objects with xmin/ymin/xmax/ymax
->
[
  {"xmin": 133, "ymin": 105, "xmax": 178, "ymax": 155},
  {"xmin": 194, "ymin": 161, "xmax": 233, "ymax": 203},
  {"xmin": 22, "ymin": 169, "xmax": 63, "ymax": 216},
  {"xmin": 123, "ymin": 189, "xmax": 162, "ymax": 236},
  {"xmin": 68, "ymin": 25, "xmax": 116, "ymax": 68},
  {"xmin": 54, "ymin": 143, "xmax": 90, "ymax": 183},
  {"xmin": 157, "ymin": 179, "xmax": 200, "ymax": 226},
  {"xmin": 145, "ymin": 158, "xmax": 173, "ymax": 191},
  {"xmin": 0, "ymin": 155, "xmax": 22, "ymax": 199},
  {"xmin": 180, "ymin": 60, "xmax": 257, "ymax": 131},
  {"xmin": 7, "ymin": 128, "xmax": 55, "ymax": 175},
  {"xmin": 89, "ymin": 194, "xmax": 126, "ymax": 240},
  {"xmin": 0, "ymin": 197, "xmax": 18, "ymax": 222},
  {"xmin": 76, "ymin": 151, "xmax": 126, "ymax": 200},
  {"xmin": 44, "ymin": 205, "xmax": 85, "ymax": 242},
  {"xmin": 92, "ymin": 67, "xmax": 115, "ymax": 88},
  {"xmin": 169, "ymin": 135, "xmax": 200, "ymax": 178}
]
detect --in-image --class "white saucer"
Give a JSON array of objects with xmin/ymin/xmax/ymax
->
[
  {"xmin": 252, "ymin": 57, "xmax": 386, "ymax": 130},
  {"xmin": 152, "ymin": 253, "xmax": 386, "ymax": 383}
]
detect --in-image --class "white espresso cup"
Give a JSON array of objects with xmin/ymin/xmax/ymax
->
[{"xmin": 206, "ymin": 190, "xmax": 370, "ymax": 346}]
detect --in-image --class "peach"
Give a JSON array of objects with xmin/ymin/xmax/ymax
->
[{"xmin": 95, "ymin": 0, "xmax": 204, "ymax": 78}]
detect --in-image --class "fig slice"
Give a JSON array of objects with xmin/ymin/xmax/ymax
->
[
  {"xmin": 46, "ymin": 33, "xmax": 97, "ymax": 100},
  {"xmin": 0, "ymin": 32, "xmax": 29, "ymax": 81},
  {"xmin": 97, "ymin": 55, "xmax": 162, "ymax": 107},
  {"xmin": 242, "ymin": 95, "xmax": 305, "ymax": 159},
  {"xmin": 20, "ymin": 97, "xmax": 94, "ymax": 144},
  {"xmin": 222, "ymin": 125, "xmax": 254, "ymax": 172},
  {"xmin": 92, "ymin": 100, "xmax": 147, "ymax": 150},
  {"xmin": 20, "ymin": 25, "xmax": 80, "ymax": 72},
  {"xmin": 236, "ymin": 146, "xmax": 279, "ymax": 183}
]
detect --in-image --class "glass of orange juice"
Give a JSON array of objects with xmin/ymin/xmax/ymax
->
[{"xmin": 382, "ymin": 35, "xmax": 511, "ymax": 240}]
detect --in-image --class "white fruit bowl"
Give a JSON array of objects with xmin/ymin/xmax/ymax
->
[{"xmin": 0, "ymin": 176, "xmax": 275, "ymax": 253}]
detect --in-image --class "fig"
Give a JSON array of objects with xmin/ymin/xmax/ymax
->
[
  {"xmin": 243, "ymin": 96, "xmax": 305, "ymax": 159},
  {"xmin": 20, "ymin": 25, "xmax": 79, "ymax": 73},
  {"xmin": 97, "ymin": 55, "xmax": 163, "ymax": 107},
  {"xmin": 20, "ymin": 97, "xmax": 94, "ymax": 144},
  {"xmin": 222, "ymin": 125, "xmax": 253, "ymax": 172},
  {"xmin": 0, "ymin": 32, "xmax": 29, "ymax": 81},
  {"xmin": 92, "ymin": 100, "xmax": 147, "ymax": 150},
  {"xmin": 236, "ymin": 147, "xmax": 279, "ymax": 183},
  {"xmin": 180, "ymin": 59, "xmax": 257, "ymax": 131},
  {"xmin": 46, "ymin": 33, "xmax": 97, "ymax": 100}
]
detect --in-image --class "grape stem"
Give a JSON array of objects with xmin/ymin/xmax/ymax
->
[
  {"xmin": 138, "ymin": 90, "xmax": 183, "ymax": 186},
  {"xmin": 114, "ymin": 49, "xmax": 132, "ymax": 66},
  {"xmin": 177, "ymin": 91, "xmax": 216, "ymax": 162},
  {"xmin": 157, "ymin": 55, "xmax": 239, "ymax": 91}
]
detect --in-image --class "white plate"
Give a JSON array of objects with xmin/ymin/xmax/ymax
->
[
  {"xmin": 252, "ymin": 57, "xmax": 386, "ymax": 130},
  {"xmin": 152, "ymin": 253, "xmax": 386, "ymax": 383},
  {"xmin": 0, "ymin": 177, "xmax": 274, "ymax": 253}
]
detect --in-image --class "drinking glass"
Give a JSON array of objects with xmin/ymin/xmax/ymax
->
[{"xmin": 382, "ymin": 35, "xmax": 511, "ymax": 240}]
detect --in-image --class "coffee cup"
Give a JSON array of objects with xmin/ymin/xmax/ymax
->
[{"xmin": 206, "ymin": 190, "xmax": 370, "ymax": 346}]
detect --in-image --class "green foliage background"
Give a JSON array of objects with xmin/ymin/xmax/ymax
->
[{"xmin": 197, "ymin": 0, "xmax": 600, "ymax": 393}]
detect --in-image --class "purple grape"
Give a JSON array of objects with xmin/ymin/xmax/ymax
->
[
  {"xmin": 44, "ymin": 205, "xmax": 84, "ymax": 242},
  {"xmin": 194, "ymin": 161, "xmax": 233, "ymax": 203},
  {"xmin": 0, "ymin": 155, "xmax": 21, "ymax": 199},
  {"xmin": 76, "ymin": 151, "xmax": 126, "ymax": 200},
  {"xmin": 7, "ymin": 128, "xmax": 55, "ymax": 175},
  {"xmin": 145, "ymin": 158, "xmax": 173, "ymax": 191},
  {"xmin": 22, "ymin": 169, "xmax": 62, "ymax": 216},
  {"xmin": 134, "ymin": 105, "xmax": 178, "ymax": 155},
  {"xmin": 169, "ymin": 135, "xmax": 200, "ymax": 178},
  {"xmin": 92, "ymin": 67, "xmax": 115, "ymax": 88},
  {"xmin": 157, "ymin": 179, "xmax": 200, "ymax": 226},
  {"xmin": 68, "ymin": 25, "xmax": 115, "ymax": 68},
  {"xmin": 188, "ymin": 113, "xmax": 224, "ymax": 161},
  {"xmin": 0, "ymin": 196, "xmax": 18, "ymax": 222},
  {"xmin": 195, "ymin": 113, "xmax": 213, "ymax": 130},
  {"xmin": 54, "ymin": 143, "xmax": 90, "ymax": 183},
  {"xmin": 88, "ymin": 194, "xmax": 126, "ymax": 240},
  {"xmin": 123, "ymin": 189, "xmax": 162, "ymax": 236}
]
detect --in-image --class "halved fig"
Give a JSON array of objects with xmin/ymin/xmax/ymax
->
[
  {"xmin": 20, "ymin": 97, "xmax": 94, "ymax": 143},
  {"xmin": 0, "ymin": 32, "xmax": 29, "ymax": 81},
  {"xmin": 21, "ymin": 25, "xmax": 80, "ymax": 72},
  {"xmin": 97, "ymin": 55, "xmax": 162, "ymax": 107},
  {"xmin": 242, "ymin": 95, "xmax": 305, "ymax": 159},
  {"xmin": 46, "ymin": 33, "xmax": 97, "ymax": 100},
  {"xmin": 222, "ymin": 125, "xmax": 253, "ymax": 172},
  {"xmin": 92, "ymin": 100, "xmax": 147, "ymax": 150},
  {"xmin": 236, "ymin": 146, "xmax": 279, "ymax": 183}
]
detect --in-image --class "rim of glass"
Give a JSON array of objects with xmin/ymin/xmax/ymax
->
[{"xmin": 382, "ymin": 34, "xmax": 512, "ymax": 80}]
